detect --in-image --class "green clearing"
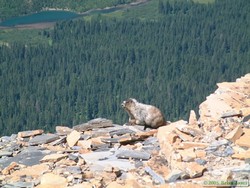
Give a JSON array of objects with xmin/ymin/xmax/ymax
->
[
  {"xmin": 87, "ymin": 1, "xmax": 164, "ymax": 21},
  {"xmin": 120, "ymin": 0, "xmax": 162, "ymax": 20},
  {"xmin": 91, "ymin": 0, "xmax": 216, "ymax": 21},
  {"xmin": 0, "ymin": 29, "xmax": 51, "ymax": 45}
]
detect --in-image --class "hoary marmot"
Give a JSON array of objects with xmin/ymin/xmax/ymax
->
[{"xmin": 121, "ymin": 98, "xmax": 166, "ymax": 129}]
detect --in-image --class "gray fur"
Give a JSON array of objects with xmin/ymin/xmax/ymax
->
[{"xmin": 121, "ymin": 98, "xmax": 166, "ymax": 128}]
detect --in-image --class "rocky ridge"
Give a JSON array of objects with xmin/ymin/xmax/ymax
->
[{"xmin": 0, "ymin": 74, "xmax": 250, "ymax": 188}]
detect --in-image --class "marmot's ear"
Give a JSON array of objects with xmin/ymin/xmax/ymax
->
[
  {"xmin": 129, "ymin": 98, "xmax": 137, "ymax": 103},
  {"xmin": 128, "ymin": 98, "xmax": 133, "ymax": 103}
]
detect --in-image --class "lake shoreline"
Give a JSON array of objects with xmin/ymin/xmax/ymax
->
[{"xmin": 0, "ymin": 0, "xmax": 149, "ymax": 30}]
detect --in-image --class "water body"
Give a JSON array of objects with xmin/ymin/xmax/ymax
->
[
  {"xmin": 0, "ymin": 1, "xmax": 148, "ymax": 27},
  {"xmin": 0, "ymin": 6, "xmax": 124, "ymax": 27},
  {"xmin": 0, "ymin": 11, "xmax": 80, "ymax": 27}
]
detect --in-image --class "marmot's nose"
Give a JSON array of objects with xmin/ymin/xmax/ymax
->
[{"xmin": 121, "ymin": 101, "xmax": 125, "ymax": 107}]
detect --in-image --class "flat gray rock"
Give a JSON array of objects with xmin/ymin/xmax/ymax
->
[
  {"xmin": 0, "ymin": 136, "xmax": 11, "ymax": 143},
  {"xmin": 165, "ymin": 169, "xmax": 184, "ymax": 182},
  {"xmin": 0, "ymin": 151, "xmax": 13, "ymax": 157},
  {"xmin": 243, "ymin": 115, "xmax": 250, "ymax": 122},
  {"xmin": 142, "ymin": 145, "xmax": 160, "ymax": 153},
  {"xmin": 2, "ymin": 182, "xmax": 34, "ymax": 188},
  {"xmin": 142, "ymin": 137, "xmax": 158, "ymax": 145},
  {"xmin": 213, "ymin": 145, "xmax": 234, "ymax": 157},
  {"xmin": 245, "ymin": 158, "xmax": 250, "ymax": 164},
  {"xmin": 116, "ymin": 150, "xmax": 151, "ymax": 160},
  {"xmin": 90, "ymin": 159, "xmax": 135, "ymax": 172},
  {"xmin": 0, "ymin": 146, "xmax": 48, "ymax": 168},
  {"xmin": 91, "ymin": 142, "xmax": 111, "ymax": 151},
  {"xmin": 73, "ymin": 118, "xmax": 113, "ymax": 132},
  {"xmin": 145, "ymin": 166, "xmax": 165, "ymax": 184},
  {"xmin": 232, "ymin": 164, "xmax": 250, "ymax": 173},
  {"xmin": 50, "ymin": 136, "xmax": 66, "ymax": 146},
  {"xmin": 68, "ymin": 153, "xmax": 79, "ymax": 162},
  {"xmin": 6, "ymin": 143, "xmax": 21, "ymax": 152},
  {"xmin": 80, "ymin": 151, "xmax": 134, "ymax": 171},
  {"xmin": 91, "ymin": 127, "xmax": 121, "ymax": 137},
  {"xmin": 66, "ymin": 166, "xmax": 82, "ymax": 174},
  {"xmin": 109, "ymin": 128, "xmax": 136, "ymax": 136},
  {"xmin": 80, "ymin": 151, "xmax": 114, "ymax": 163},
  {"xmin": 101, "ymin": 137, "xmax": 120, "ymax": 143},
  {"xmin": 1, "ymin": 135, "xmax": 17, "ymax": 143},
  {"xmin": 29, "ymin": 134, "xmax": 59, "ymax": 145},
  {"xmin": 205, "ymin": 139, "xmax": 230, "ymax": 152},
  {"xmin": 195, "ymin": 158, "xmax": 207, "ymax": 165}
]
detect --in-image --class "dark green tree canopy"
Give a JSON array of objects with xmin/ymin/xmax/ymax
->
[{"xmin": 0, "ymin": 0, "xmax": 249, "ymax": 136}]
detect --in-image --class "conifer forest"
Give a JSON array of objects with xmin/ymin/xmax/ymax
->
[{"xmin": 0, "ymin": 0, "xmax": 250, "ymax": 136}]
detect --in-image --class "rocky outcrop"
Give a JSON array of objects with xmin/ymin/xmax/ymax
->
[
  {"xmin": 199, "ymin": 73, "xmax": 250, "ymax": 132},
  {"xmin": 0, "ymin": 74, "xmax": 250, "ymax": 187}
]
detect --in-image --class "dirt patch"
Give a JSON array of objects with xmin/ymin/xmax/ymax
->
[{"xmin": 0, "ymin": 22, "xmax": 56, "ymax": 30}]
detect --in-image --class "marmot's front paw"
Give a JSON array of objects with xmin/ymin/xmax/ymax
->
[{"xmin": 129, "ymin": 119, "xmax": 136, "ymax": 125}]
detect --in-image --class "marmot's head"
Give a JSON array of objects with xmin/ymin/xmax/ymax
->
[{"xmin": 121, "ymin": 98, "xmax": 137, "ymax": 110}]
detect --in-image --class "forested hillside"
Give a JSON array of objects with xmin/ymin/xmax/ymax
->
[{"xmin": 0, "ymin": 0, "xmax": 250, "ymax": 136}]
